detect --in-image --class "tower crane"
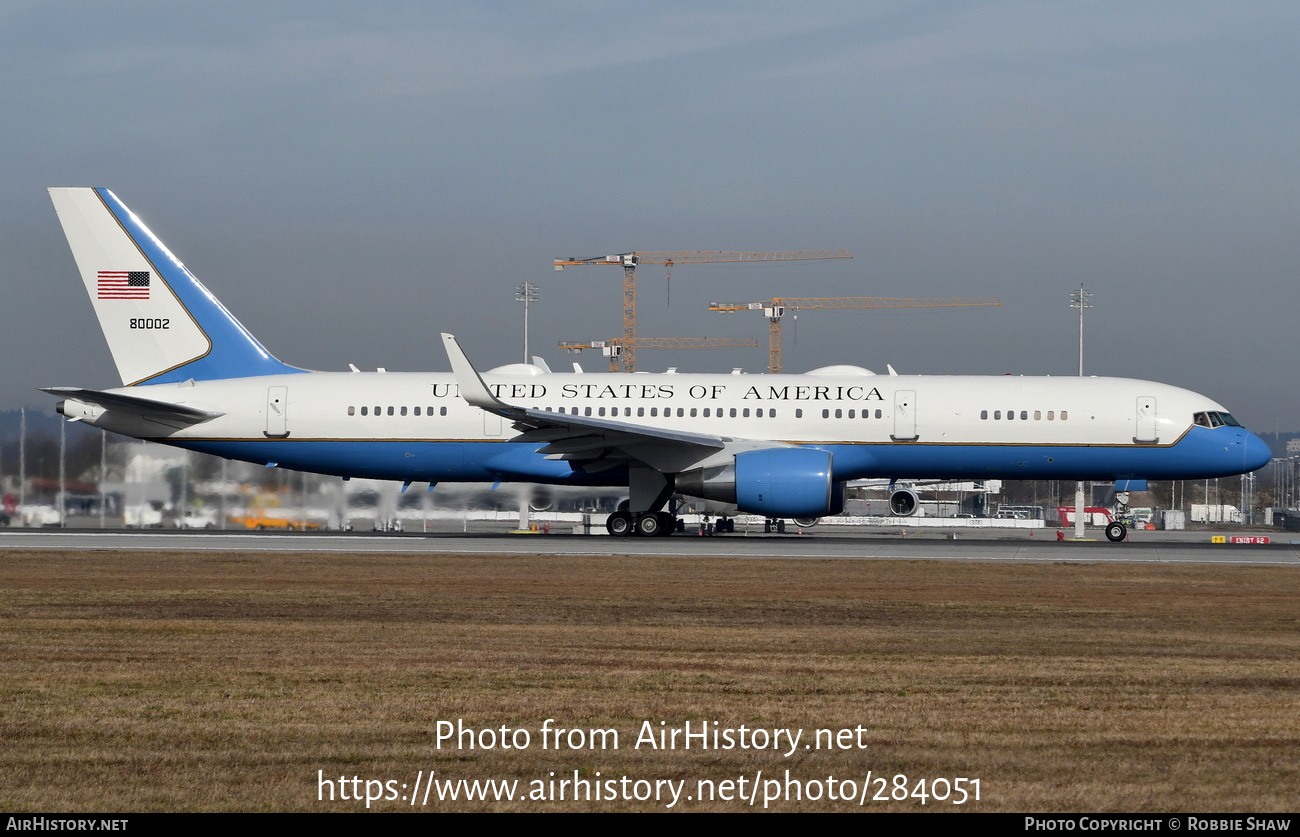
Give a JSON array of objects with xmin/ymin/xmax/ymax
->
[
  {"xmin": 558, "ymin": 336, "xmax": 760, "ymax": 373},
  {"xmin": 709, "ymin": 296, "xmax": 1001, "ymax": 373},
  {"xmin": 553, "ymin": 250, "xmax": 852, "ymax": 371}
]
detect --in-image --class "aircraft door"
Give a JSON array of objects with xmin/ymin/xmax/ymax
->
[
  {"xmin": 892, "ymin": 390, "xmax": 918, "ymax": 441},
  {"xmin": 1135, "ymin": 396, "xmax": 1158, "ymax": 443},
  {"xmin": 483, "ymin": 411, "xmax": 502, "ymax": 436},
  {"xmin": 265, "ymin": 386, "xmax": 289, "ymax": 438}
]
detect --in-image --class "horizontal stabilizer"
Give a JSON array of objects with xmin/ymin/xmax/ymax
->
[{"xmin": 42, "ymin": 387, "xmax": 224, "ymax": 425}]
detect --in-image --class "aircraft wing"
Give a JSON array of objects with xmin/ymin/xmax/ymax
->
[
  {"xmin": 42, "ymin": 386, "xmax": 225, "ymax": 427},
  {"xmin": 442, "ymin": 334, "xmax": 744, "ymax": 473}
]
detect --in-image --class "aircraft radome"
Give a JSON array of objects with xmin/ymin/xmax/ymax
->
[{"xmin": 44, "ymin": 188, "xmax": 1271, "ymax": 540}]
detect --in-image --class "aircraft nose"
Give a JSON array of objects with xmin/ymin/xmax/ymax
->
[{"xmin": 1242, "ymin": 431, "xmax": 1272, "ymax": 472}]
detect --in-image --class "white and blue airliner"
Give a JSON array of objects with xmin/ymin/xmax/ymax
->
[{"xmin": 45, "ymin": 188, "xmax": 1271, "ymax": 539}]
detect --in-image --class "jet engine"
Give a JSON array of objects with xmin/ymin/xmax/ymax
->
[
  {"xmin": 888, "ymin": 487, "xmax": 920, "ymax": 517},
  {"xmin": 677, "ymin": 448, "xmax": 844, "ymax": 518},
  {"xmin": 527, "ymin": 487, "xmax": 554, "ymax": 513}
]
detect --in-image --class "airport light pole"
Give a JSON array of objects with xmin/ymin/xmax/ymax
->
[
  {"xmin": 18, "ymin": 408, "xmax": 25, "ymax": 524},
  {"xmin": 99, "ymin": 429, "xmax": 106, "ymax": 528},
  {"xmin": 58, "ymin": 416, "xmax": 66, "ymax": 529},
  {"xmin": 1069, "ymin": 285, "xmax": 1092, "ymax": 538},
  {"xmin": 1070, "ymin": 284, "xmax": 1092, "ymax": 377},
  {"xmin": 516, "ymin": 282, "xmax": 540, "ymax": 363}
]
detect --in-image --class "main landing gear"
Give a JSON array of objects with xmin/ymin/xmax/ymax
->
[
  {"xmin": 606, "ymin": 510, "xmax": 676, "ymax": 538},
  {"xmin": 1105, "ymin": 490, "xmax": 1130, "ymax": 542},
  {"xmin": 606, "ymin": 466, "xmax": 679, "ymax": 537}
]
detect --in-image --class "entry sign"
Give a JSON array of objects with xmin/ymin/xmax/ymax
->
[{"xmin": 1214, "ymin": 535, "xmax": 1271, "ymax": 544}]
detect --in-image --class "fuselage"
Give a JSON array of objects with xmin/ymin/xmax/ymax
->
[
  {"xmin": 46, "ymin": 187, "xmax": 1274, "ymax": 534},
  {"xmin": 60, "ymin": 366, "xmax": 1272, "ymax": 487}
]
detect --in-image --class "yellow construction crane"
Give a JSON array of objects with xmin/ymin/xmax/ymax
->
[
  {"xmin": 553, "ymin": 250, "xmax": 852, "ymax": 371},
  {"xmin": 709, "ymin": 296, "xmax": 1002, "ymax": 373},
  {"xmin": 558, "ymin": 336, "xmax": 760, "ymax": 373}
]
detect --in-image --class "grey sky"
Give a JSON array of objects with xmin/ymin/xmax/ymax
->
[{"xmin": 3, "ymin": 2, "xmax": 1296, "ymax": 432}]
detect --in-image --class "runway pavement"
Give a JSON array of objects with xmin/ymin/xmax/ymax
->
[{"xmin": 2, "ymin": 527, "xmax": 1298, "ymax": 564}]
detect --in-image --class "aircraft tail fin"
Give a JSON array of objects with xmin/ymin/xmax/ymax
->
[{"xmin": 47, "ymin": 188, "xmax": 304, "ymax": 386}]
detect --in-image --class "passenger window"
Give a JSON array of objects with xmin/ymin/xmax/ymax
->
[
  {"xmin": 1020, "ymin": 411, "xmax": 1028, "ymax": 420},
  {"xmin": 796, "ymin": 409, "xmax": 803, "ymax": 418},
  {"xmin": 348, "ymin": 406, "xmax": 356, "ymax": 416},
  {"xmin": 1061, "ymin": 411, "xmax": 1068, "ymax": 420},
  {"xmin": 1034, "ymin": 411, "xmax": 1041, "ymax": 420},
  {"xmin": 690, "ymin": 408, "xmax": 697, "ymax": 417},
  {"xmin": 994, "ymin": 411, "xmax": 1001, "ymax": 420},
  {"xmin": 821, "ymin": 409, "xmax": 829, "ymax": 419},
  {"xmin": 400, "ymin": 406, "xmax": 407, "ymax": 416},
  {"xmin": 981, "ymin": 410, "xmax": 988, "ymax": 420}
]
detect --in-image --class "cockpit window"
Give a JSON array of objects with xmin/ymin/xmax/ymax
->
[{"xmin": 1194, "ymin": 411, "xmax": 1240, "ymax": 428}]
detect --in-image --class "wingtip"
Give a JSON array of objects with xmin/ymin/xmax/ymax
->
[{"xmin": 440, "ymin": 332, "xmax": 503, "ymax": 411}]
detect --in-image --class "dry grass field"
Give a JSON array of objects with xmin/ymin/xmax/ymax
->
[{"xmin": 0, "ymin": 548, "xmax": 1295, "ymax": 812}]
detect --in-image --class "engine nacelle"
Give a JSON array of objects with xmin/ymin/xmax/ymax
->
[
  {"xmin": 888, "ymin": 488, "xmax": 920, "ymax": 516},
  {"xmin": 678, "ymin": 448, "xmax": 844, "ymax": 518},
  {"xmin": 528, "ymin": 487, "xmax": 554, "ymax": 512}
]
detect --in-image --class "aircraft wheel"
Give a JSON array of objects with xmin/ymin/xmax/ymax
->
[
  {"xmin": 654, "ymin": 512, "xmax": 676, "ymax": 537},
  {"xmin": 1105, "ymin": 521, "xmax": 1127, "ymax": 542},
  {"xmin": 635, "ymin": 513, "xmax": 665, "ymax": 537},
  {"xmin": 606, "ymin": 511, "xmax": 634, "ymax": 537}
]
